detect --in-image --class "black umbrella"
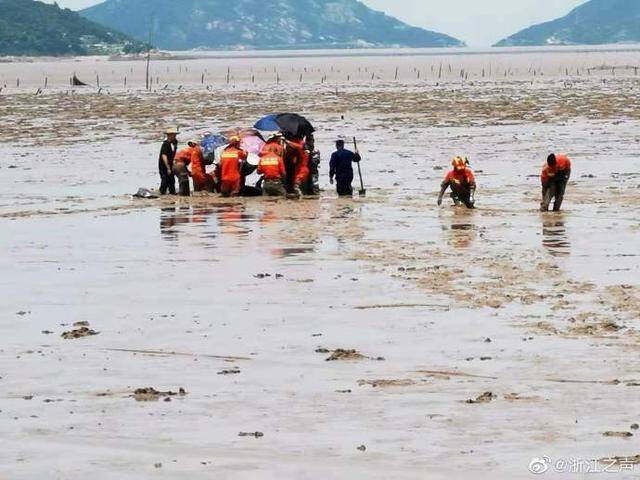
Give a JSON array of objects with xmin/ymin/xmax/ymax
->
[{"xmin": 254, "ymin": 113, "xmax": 315, "ymax": 139}]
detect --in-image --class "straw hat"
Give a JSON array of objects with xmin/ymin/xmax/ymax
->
[{"xmin": 166, "ymin": 126, "xmax": 179, "ymax": 135}]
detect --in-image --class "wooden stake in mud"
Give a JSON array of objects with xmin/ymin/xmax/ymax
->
[
  {"xmin": 145, "ymin": 15, "xmax": 155, "ymax": 91},
  {"xmin": 353, "ymin": 137, "xmax": 366, "ymax": 196}
]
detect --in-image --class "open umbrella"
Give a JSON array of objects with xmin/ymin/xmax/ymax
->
[
  {"xmin": 241, "ymin": 135, "xmax": 265, "ymax": 155},
  {"xmin": 201, "ymin": 133, "xmax": 228, "ymax": 165},
  {"xmin": 254, "ymin": 113, "xmax": 315, "ymax": 139},
  {"xmin": 223, "ymin": 127, "xmax": 264, "ymax": 140}
]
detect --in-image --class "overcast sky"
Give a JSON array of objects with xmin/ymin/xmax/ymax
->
[{"xmin": 46, "ymin": 0, "xmax": 586, "ymax": 47}]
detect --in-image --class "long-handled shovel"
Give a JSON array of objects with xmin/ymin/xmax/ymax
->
[{"xmin": 353, "ymin": 137, "xmax": 366, "ymax": 196}]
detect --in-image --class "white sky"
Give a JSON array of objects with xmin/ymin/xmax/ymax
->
[{"xmin": 46, "ymin": 0, "xmax": 586, "ymax": 47}]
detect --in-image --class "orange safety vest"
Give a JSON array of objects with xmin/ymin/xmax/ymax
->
[{"xmin": 258, "ymin": 153, "xmax": 286, "ymax": 180}]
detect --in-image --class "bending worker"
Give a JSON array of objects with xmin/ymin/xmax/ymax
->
[
  {"xmin": 258, "ymin": 134, "xmax": 287, "ymax": 196},
  {"xmin": 172, "ymin": 140, "xmax": 201, "ymax": 197},
  {"xmin": 189, "ymin": 141, "xmax": 215, "ymax": 193},
  {"xmin": 258, "ymin": 152, "xmax": 286, "ymax": 197},
  {"xmin": 541, "ymin": 153, "xmax": 572, "ymax": 212},
  {"xmin": 158, "ymin": 127, "xmax": 178, "ymax": 195},
  {"xmin": 437, "ymin": 156, "xmax": 476, "ymax": 209},
  {"xmin": 219, "ymin": 136, "xmax": 247, "ymax": 197},
  {"xmin": 329, "ymin": 139, "xmax": 361, "ymax": 196}
]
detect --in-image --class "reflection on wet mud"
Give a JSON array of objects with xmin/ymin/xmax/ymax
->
[
  {"xmin": 441, "ymin": 220, "xmax": 477, "ymax": 249},
  {"xmin": 160, "ymin": 204, "xmax": 256, "ymax": 243},
  {"xmin": 542, "ymin": 217, "xmax": 571, "ymax": 257},
  {"xmin": 216, "ymin": 204, "xmax": 255, "ymax": 238},
  {"xmin": 271, "ymin": 246, "xmax": 315, "ymax": 258}
]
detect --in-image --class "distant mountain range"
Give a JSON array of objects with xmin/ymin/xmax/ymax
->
[
  {"xmin": 0, "ymin": 0, "xmax": 145, "ymax": 56},
  {"xmin": 80, "ymin": 0, "xmax": 465, "ymax": 50},
  {"xmin": 496, "ymin": 0, "xmax": 640, "ymax": 47}
]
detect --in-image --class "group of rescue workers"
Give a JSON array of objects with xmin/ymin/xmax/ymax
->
[{"xmin": 158, "ymin": 127, "xmax": 571, "ymax": 212}]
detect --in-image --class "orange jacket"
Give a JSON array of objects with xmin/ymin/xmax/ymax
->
[
  {"xmin": 443, "ymin": 168, "xmax": 475, "ymax": 188},
  {"xmin": 174, "ymin": 146, "xmax": 193, "ymax": 165},
  {"xmin": 542, "ymin": 154, "xmax": 572, "ymax": 185},
  {"xmin": 287, "ymin": 139, "xmax": 310, "ymax": 184},
  {"xmin": 260, "ymin": 140, "xmax": 285, "ymax": 158},
  {"xmin": 190, "ymin": 145, "xmax": 206, "ymax": 177},
  {"xmin": 258, "ymin": 152, "xmax": 286, "ymax": 180},
  {"xmin": 219, "ymin": 146, "xmax": 247, "ymax": 182}
]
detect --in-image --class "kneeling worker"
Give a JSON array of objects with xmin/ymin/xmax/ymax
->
[
  {"xmin": 219, "ymin": 136, "xmax": 247, "ymax": 197},
  {"xmin": 541, "ymin": 153, "xmax": 572, "ymax": 212},
  {"xmin": 329, "ymin": 139, "xmax": 361, "ymax": 196},
  {"xmin": 258, "ymin": 149, "xmax": 286, "ymax": 196},
  {"xmin": 437, "ymin": 156, "xmax": 476, "ymax": 209}
]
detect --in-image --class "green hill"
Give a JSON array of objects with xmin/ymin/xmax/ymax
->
[
  {"xmin": 0, "ymin": 0, "xmax": 146, "ymax": 56},
  {"xmin": 81, "ymin": 0, "xmax": 464, "ymax": 50},
  {"xmin": 496, "ymin": 0, "xmax": 640, "ymax": 47}
]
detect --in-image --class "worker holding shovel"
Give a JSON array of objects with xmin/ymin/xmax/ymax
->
[{"xmin": 329, "ymin": 139, "xmax": 363, "ymax": 196}]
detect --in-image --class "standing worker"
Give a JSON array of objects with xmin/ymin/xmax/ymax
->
[
  {"xmin": 541, "ymin": 153, "xmax": 572, "ymax": 212},
  {"xmin": 329, "ymin": 139, "xmax": 361, "ymax": 196},
  {"xmin": 219, "ymin": 136, "xmax": 247, "ymax": 197},
  {"xmin": 437, "ymin": 156, "xmax": 476, "ymax": 209},
  {"xmin": 158, "ymin": 127, "xmax": 178, "ymax": 195}
]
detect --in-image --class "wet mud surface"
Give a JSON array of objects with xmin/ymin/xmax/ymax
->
[{"xmin": 1, "ymin": 50, "xmax": 640, "ymax": 479}]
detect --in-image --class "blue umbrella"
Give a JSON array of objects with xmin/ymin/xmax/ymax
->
[
  {"xmin": 201, "ymin": 133, "xmax": 228, "ymax": 165},
  {"xmin": 254, "ymin": 114, "xmax": 281, "ymax": 133},
  {"xmin": 201, "ymin": 133, "xmax": 228, "ymax": 155}
]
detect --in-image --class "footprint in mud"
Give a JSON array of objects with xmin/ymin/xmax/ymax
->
[
  {"xmin": 465, "ymin": 392, "xmax": 497, "ymax": 404},
  {"xmin": 61, "ymin": 322, "xmax": 99, "ymax": 339},
  {"xmin": 238, "ymin": 431, "xmax": 264, "ymax": 438},
  {"xmin": 503, "ymin": 393, "xmax": 542, "ymax": 403},
  {"xmin": 319, "ymin": 348, "xmax": 385, "ymax": 362},
  {"xmin": 131, "ymin": 387, "xmax": 187, "ymax": 402},
  {"xmin": 602, "ymin": 431, "xmax": 634, "ymax": 438},
  {"xmin": 218, "ymin": 367, "xmax": 241, "ymax": 375},
  {"xmin": 358, "ymin": 379, "xmax": 416, "ymax": 388}
]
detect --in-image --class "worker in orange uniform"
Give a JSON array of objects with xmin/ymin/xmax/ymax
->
[
  {"xmin": 541, "ymin": 153, "xmax": 572, "ymax": 212},
  {"xmin": 279, "ymin": 137, "xmax": 309, "ymax": 198},
  {"xmin": 437, "ymin": 156, "xmax": 476, "ymax": 209},
  {"xmin": 219, "ymin": 136, "xmax": 247, "ymax": 197},
  {"xmin": 260, "ymin": 132, "xmax": 286, "ymax": 157},
  {"xmin": 258, "ymin": 134, "xmax": 287, "ymax": 196},
  {"xmin": 189, "ymin": 141, "xmax": 215, "ymax": 193},
  {"xmin": 172, "ymin": 140, "xmax": 199, "ymax": 197},
  {"xmin": 258, "ymin": 150, "xmax": 286, "ymax": 197}
]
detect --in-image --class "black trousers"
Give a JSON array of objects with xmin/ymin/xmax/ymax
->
[
  {"xmin": 159, "ymin": 163, "xmax": 175, "ymax": 195},
  {"xmin": 541, "ymin": 177, "xmax": 568, "ymax": 212},
  {"xmin": 451, "ymin": 185, "xmax": 474, "ymax": 209},
  {"xmin": 336, "ymin": 175, "xmax": 353, "ymax": 196}
]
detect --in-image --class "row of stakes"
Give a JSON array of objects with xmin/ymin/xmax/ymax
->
[{"xmin": 4, "ymin": 64, "xmax": 640, "ymax": 90}]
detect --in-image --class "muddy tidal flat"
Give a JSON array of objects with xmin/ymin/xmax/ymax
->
[{"xmin": 1, "ymin": 47, "xmax": 640, "ymax": 479}]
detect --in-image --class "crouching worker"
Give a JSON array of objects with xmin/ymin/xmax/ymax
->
[
  {"xmin": 541, "ymin": 153, "xmax": 572, "ymax": 212},
  {"xmin": 173, "ymin": 142, "xmax": 196, "ymax": 197},
  {"xmin": 219, "ymin": 136, "xmax": 247, "ymax": 197},
  {"xmin": 437, "ymin": 156, "xmax": 476, "ymax": 209},
  {"xmin": 258, "ymin": 150, "xmax": 286, "ymax": 197}
]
